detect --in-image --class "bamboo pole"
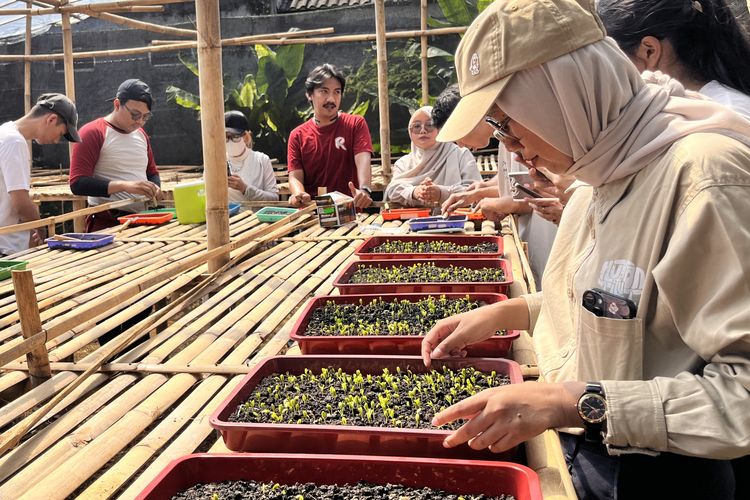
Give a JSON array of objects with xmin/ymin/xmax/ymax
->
[
  {"xmin": 0, "ymin": 196, "xmax": 145, "ymax": 235},
  {"xmin": 60, "ymin": 1, "xmax": 75, "ymax": 166},
  {"xmin": 11, "ymin": 270, "xmax": 51, "ymax": 387},
  {"xmin": 83, "ymin": 10, "xmax": 196, "ymax": 38},
  {"xmin": 25, "ymin": 0, "xmax": 33, "ymax": 163},
  {"xmin": 2, "ymin": 361, "xmax": 257, "ymax": 375},
  {"xmin": 0, "ymin": 27, "xmax": 467, "ymax": 62},
  {"xmin": 420, "ymin": 0, "xmax": 429, "ymax": 105},
  {"xmin": 195, "ymin": 0, "xmax": 229, "ymax": 271},
  {"xmin": 374, "ymin": 0, "xmax": 392, "ymax": 176},
  {"xmin": 149, "ymin": 26, "xmax": 334, "ymax": 45}
]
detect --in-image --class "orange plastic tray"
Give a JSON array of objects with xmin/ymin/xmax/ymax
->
[
  {"xmin": 450, "ymin": 208, "xmax": 485, "ymax": 220},
  {"xmin": 117, "ymin": 212, "xmax": 174, "ymax": 225},
  {"xmin": 381, "ymin": 208, "xmax": 431, "ymax": 221}
]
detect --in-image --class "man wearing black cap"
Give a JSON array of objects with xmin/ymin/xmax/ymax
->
[
  {"xmin": 0, "ymin": 93, "xmax": 80, "ymax": 256},
  {"xmin": 70, "ymin": 79, "xmax": 161, "ymax": 232}
]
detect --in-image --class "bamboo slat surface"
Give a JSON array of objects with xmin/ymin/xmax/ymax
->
[{"xmin": 0, "ymin": 209, "xmax": 574, "ymax": 499}]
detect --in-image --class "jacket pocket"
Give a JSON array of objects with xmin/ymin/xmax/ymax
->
[{"xmin": 577, "ymin": 307, "xmax": 644, "ymax": 381}]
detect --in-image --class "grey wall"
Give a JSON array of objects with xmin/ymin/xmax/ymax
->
[{"xmin": 0, "ymin": 0, "xmax": 453, "ymax": 168}]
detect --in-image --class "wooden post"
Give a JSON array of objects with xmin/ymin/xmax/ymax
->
[
  {"xmin": 374, "ymin": 0, "xmax": 392, "ymax": 176},
  {"xmin": 195, "ymin": 0, "xmax": 229, "ymax": 272},
  {"xmin": 25, "ymin": 1, "xmax": 33, "ymax": 162},
  {"xmin": 11, "ymin": 270, "xmax": 52, "ymax": 387},
  {"xmin": 72, "ymin": 198, "xmax": 86, "ymax": 232},
  {"xmin": 60, "ymin": 1, "xmax": 76, "ymax": 165},
  {"xmin": 420, "ymin": 0, "xmax": 429, "ymax": 105}
]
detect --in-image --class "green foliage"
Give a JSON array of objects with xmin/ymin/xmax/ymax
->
[
  {"xmin": 165, "ymin": 44, "xmax": 310, "ymax": 163},
  {"xmin": 429, "ymin": 0, "xmax": 491, "ymax": 28}
]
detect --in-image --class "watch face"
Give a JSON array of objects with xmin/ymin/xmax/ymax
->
[{"xmin": 580, "ymin": 394, "xmax": 607, "ymax": 424}]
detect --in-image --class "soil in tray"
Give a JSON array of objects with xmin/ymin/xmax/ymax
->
[
  {"xmin": 304, "ymin": 295, "xmax": 505, "ymax": 337},
  {"xmin": 228, "ymin": 366, "xmax": 510, "ymax": 429},
  {"xmin": 349, "ymin": 262, "xmax": 505, "ymax": 284},
  {"xmin": 173, "ymin": 479, "xmax": 514, "ymax": 499},
  {"xmin": 370, "ymin": 240, "xmax": 498, "ymax": 254}
]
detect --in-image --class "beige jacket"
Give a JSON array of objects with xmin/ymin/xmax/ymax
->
[{"xmin": 526, "ymin": 132, "xmax": 750, "ymax": 459}]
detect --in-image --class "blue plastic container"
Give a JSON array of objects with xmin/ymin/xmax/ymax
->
[
  {"xmin": 228, "ymin": 202, "xmax": 241, "ymax": 216},
  {"xmin": 45, "ymin": 233, "xmax": 115, "ymax": 250},
  {"xmin": 408, "ymin": 215, "xmax": 467, "ymax": 233}
]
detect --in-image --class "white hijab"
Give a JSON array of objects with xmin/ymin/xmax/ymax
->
[
  {"xmin": 384, "ymin": 107, "xmax": 468, "ymax": 198},
  {"xmin": 497, "ymin": 38, "xmax": 750, "ymax": 187}
]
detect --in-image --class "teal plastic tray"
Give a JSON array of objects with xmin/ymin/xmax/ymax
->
[
  {"xmin": 142, "ymin": 208, "xmax": 177, "ymax": 215},
  {"xmin": 256, "ymin": 206, "xmax": 298, "ymax": 223},
  {"xmin": 0, "ymin": 260, "xmax": 28, "ymax": 280}
]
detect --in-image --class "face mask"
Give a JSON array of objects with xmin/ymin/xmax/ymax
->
[{"xmin": 226, "ymin": 139, "xmax": 247, "ymax": 159}]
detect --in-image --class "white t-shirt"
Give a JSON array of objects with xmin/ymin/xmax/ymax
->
[
  {"xmin": 700, "ymin": 81, "xmax": 750, "ymax": 120},
  {"xmin": 0, "ymin": 122, "xmax": 32, "ymax": 256},
  {"xmin": 227, "ymin": 149, "xmax": 279, "ymax": 202}
]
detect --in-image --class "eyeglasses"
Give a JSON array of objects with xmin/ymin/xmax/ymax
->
[
  {"xmin": 485, "ymin": 115, "xmax": 519, "ymax": 143},
  {"xmin": 122, "ymin": 102, "xmax": 152, "ymax": 123},
  {"xmin": 409, "ymin": 121, "xmax": 436, "ymax": 133},
  {"xmin": 225, "ymin": 134, "xmax": 244, "ymax": 143}
]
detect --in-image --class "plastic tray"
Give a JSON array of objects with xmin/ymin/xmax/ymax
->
[
  {"xmin": 355, "ymin": 235, "xmax": 504, "ymax": 260},
  {"xmin": 408, "ymin": 215, "xmax": 467, "ymax": 232},
  {"xmin": 136, "ymin": 453, "xmax": 542, "ymax": 500},
  {"xmin": 0, "ymin": 260, "xmax": 28, "ymax": 280},
  {"xmin": 228, "ymin": 202, "xmax": 241, "ymax": 216},
  {"xmin": 117, "ymin": 212, "xmax": 174, "ymax": 225},
  {"xmin": 210, "ymin": 355, "xmax": 523, "ymax": 460},
  {"xmin": 256, "ymin": 206, "xmax": 298, "ymax": 223},
  {"xmin": 381, "ymin": 208, "xmax": 431, "ymax": 221},
  {"xmin": 451, "ymin": 207, "xmax": 486, "ymax": 220},
  {"xmin": 44, "ymin": 233, "xmax": 115, "ymax": 250},
  {"xmin": 140, "ymin": 208, "xmax": 177, "ymax": 215},
  {"xmin": 333, "ymin": 258, "xmax": 513, "ymax": 295},
  {"xmin": 290, "ymin": 292, "xmax": 519, "ymax": 356}
]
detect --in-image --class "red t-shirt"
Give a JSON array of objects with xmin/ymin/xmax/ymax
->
[{"xmin": 287, "ymin": 113, "xmax": 373, "ymax": 196}]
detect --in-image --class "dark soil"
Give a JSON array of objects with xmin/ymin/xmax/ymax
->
[
  {"xmin": 348, "ymin": 262, "xmax": 506, "ymax": 284},
  {"xmin": 304, "ymin": 295, "xmax": 494, "ymax": 336},
  {"xmin": 173, "ymin": 479, "xmax": 515, "ymax": 499},
  {"xmin": 228, "ymin": 366, "xmax": 510, "ymax": 429},
  {"xmin": 370, "ymin": 240, "xmax": 498, "ymax": 254}
]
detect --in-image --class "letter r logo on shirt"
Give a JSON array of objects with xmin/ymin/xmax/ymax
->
[{"xmin": 335, "ymin": 137, "xmax": 347, "ymax": 151}]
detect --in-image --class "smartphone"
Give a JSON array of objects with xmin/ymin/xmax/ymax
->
[
  {"xmin": 582, "ymin": 288, "xmax": 637, "ymax": 319},
  {"xmin": 507, "ymin": 171, "xmax": 545, "ymax": 198}
]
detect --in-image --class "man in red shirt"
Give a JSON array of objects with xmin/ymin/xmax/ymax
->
[
  {"xmin": 287, "ymin": 64, "xmax": 373, "ymax": 208},
  {"xmin": 70, "ymin": 79, "xmax": 161, "ymax": 232}
]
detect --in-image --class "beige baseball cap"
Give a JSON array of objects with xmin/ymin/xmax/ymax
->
[{"xmin": 437, "ymin": 0, "xmax": 605, "ymax": 143}]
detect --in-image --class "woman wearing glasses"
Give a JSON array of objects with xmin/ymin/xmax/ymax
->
[
  {"xmin": 384, "ymin": 106, "xmax": 481, "ymax": 207},
  {"xmin": 223, "ymin": 111, "xmax": 278, "ymax": 202},
  {"xmin": 421, "ymin": 0, "xmax": 750, "ymax": 497}
]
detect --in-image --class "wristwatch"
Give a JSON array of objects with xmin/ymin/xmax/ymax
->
[
  {"xmin": 360, "ymin": 185, "xmax": 372, "ymax": 195},
  {"xmin": 577, "ymin": 382, "xmax": 607, "ymax": 442}
]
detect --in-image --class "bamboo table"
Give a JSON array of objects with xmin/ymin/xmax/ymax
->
[{"xmin": 0, "ymin": 209, "xmax": 575, "ymax": 499}]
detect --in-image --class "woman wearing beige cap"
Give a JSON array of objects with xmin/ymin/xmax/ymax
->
[{"xmin": 421, "ymin": 0, "xmax": 750, "ymax": 497}]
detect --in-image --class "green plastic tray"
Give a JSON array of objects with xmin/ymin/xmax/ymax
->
[
  {"xmin": 0, "ymin": 260, "xmax": 28, "ymax": 280},
  {"xmin": 141, "ymin": 208, "xmax": 177, "ymax": 215},
  {"xmin": 255, "ymin": 206, "xmax": 298, "ymax": 223}
]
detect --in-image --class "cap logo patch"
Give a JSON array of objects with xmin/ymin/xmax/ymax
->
[{"xmin": 469, "ymin": 53, "xmax": 480, "ymax": 76}]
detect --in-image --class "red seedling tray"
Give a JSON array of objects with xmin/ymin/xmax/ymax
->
[
  {"xmin": 210, "ymin": 355, "xmax": 523, "ymax": 460},
  {"xmin": 137, "ymin": 453, "xmax": 542, "ymax": 500},
  {"xmin": 290, "ymin": 293, "xmax": 519, "ymax": 356},
  {"xmin": 333, "ymin": 258, "xmax": 513, "ymax": 295},
  {"xmin": 381, "ymin": 208, "xmax": 431, "ymax": 221},
  {"xmin": 355, "ymin": 235, "xmax": 503, "ymax": 260},
  {"xmin": 117, "ymin": 212, "xmax": 174, "ymax": 225}
]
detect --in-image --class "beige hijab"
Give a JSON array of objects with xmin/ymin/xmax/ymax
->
[
  {"xmin": 497, "ymin": 38, "xmax": 750, "ymax": 187},
  {"xmin": 384, "ymin": 107, "xmax": 469, "ymax": 199}
]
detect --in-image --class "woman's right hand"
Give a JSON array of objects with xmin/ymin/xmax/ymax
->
[
  {"xmin": 441, "ymin": 190, "xmax": 480, "ymax": 215},
  {"xmin": 421, "ymin": 306, "xmax": 501, "ymax": 367}
]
